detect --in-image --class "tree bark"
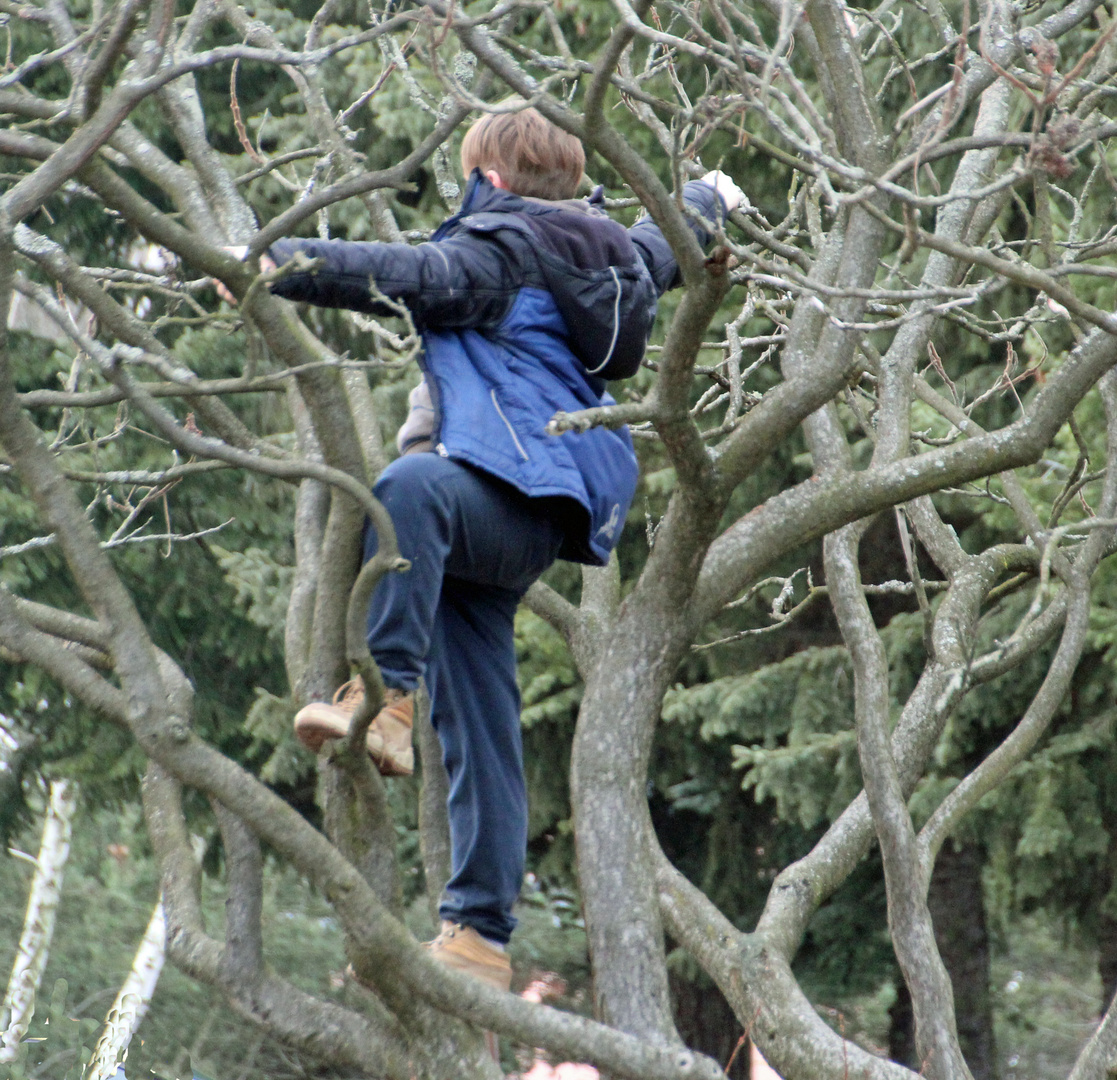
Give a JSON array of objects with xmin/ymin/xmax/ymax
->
[
  {"xmin": 0, "ymin": 780, "xmax": 77, "ymax": 1065},
  {"xmin": 85, "ymin": 898, "xmax": 168, "ymax": 1080}
]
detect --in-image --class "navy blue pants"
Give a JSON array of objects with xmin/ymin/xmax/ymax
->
[{"xmin": 364, "ymin": 454, "xmax": 565, "ymax": 944}]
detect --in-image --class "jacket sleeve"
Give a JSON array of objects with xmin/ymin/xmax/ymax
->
[
  {"xmin": 267, "ymin": 232, "xmax": 521, "ymax": 328},
  {"xmin": 629, "ymin": 181, "xmax": 727, "ymax": 295}
]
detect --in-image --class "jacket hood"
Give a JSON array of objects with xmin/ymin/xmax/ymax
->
[{"xmin": 455, "ymin": 170, "xmax": 641, "ymax": 273}]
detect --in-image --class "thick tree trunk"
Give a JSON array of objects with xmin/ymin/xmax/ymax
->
[{"xmin": 572, "ymin": 594, "xmax": 692, "ymax": 1048}]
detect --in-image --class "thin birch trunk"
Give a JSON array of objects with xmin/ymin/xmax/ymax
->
[
  {"xmin": 84, "ymin": 898, "xmax": 167, "ymax": 1080},
  {"xmin": 0, "ymin": 779, "xmax": 77, "ymax": 1064}
]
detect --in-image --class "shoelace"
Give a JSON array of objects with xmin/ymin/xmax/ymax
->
[{"xmin": 332, "ymin": 678, "xmax": 365, "ymax": 710}]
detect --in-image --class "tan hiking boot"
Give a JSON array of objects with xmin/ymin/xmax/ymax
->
[
  {"xmin": 294, "ymin": 678, "xmax": 414, "ymax": 776},
  {"xmin": 424, "ymin": 921, "xmax": 512, "ymax": 992}
]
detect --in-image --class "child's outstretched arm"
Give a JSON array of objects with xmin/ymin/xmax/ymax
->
[
  {"xmin": 263, "ymin": 234, "xmax": 521, "ymax": 329},
  {"xmin": 629, "ymin": 172, "xmax": 744, "ymax": 295}
]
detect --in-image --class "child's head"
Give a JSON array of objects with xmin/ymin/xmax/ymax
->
[{"xmin": 461, "ymin": 106, "xmax": 584, "ymax": 200}]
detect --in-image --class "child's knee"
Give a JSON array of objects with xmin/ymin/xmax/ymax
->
[{"xmin": 374, "ymin": 452, "xmax": 448, "ymax": 502}]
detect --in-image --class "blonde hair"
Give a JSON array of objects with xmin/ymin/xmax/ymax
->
[{"xmin": 460, "ymin": 107, "xmax": 584, "ymax": 200}]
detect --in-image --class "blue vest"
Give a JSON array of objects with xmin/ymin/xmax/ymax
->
[{"xmin": 420, "ymin": 287, "xmax": 638, "ymax": 566}]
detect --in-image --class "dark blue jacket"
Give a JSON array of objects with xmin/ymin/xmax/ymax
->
[{"xmin": 270, "ymin": 171, "xmax": 724, "ymax": 564}]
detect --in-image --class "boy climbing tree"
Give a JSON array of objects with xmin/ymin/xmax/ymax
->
[{"xmin": 232, "ymin": 106, "xmax": 742, "ymax": 987}]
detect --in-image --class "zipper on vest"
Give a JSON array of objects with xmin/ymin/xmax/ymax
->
[{"xmin": 490, "ymin": 390, "xmax": 530, "ymax": 461}]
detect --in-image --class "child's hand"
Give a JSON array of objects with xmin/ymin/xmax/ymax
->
[
  {"xmin": 701, "ymin": 170, "xmax": 747, "ymax": 214},
  {"xmin": 214, "ymin": 247, "xmax": 276, "ymax": 305}
]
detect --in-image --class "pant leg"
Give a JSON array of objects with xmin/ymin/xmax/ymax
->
[
  {"xmin": 428, "ymin": 577, "xmax": 526, "ymax": 944},
  {"xmin": 363, "ymin": 454, "xmax": 454, "ymax": 691}
]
